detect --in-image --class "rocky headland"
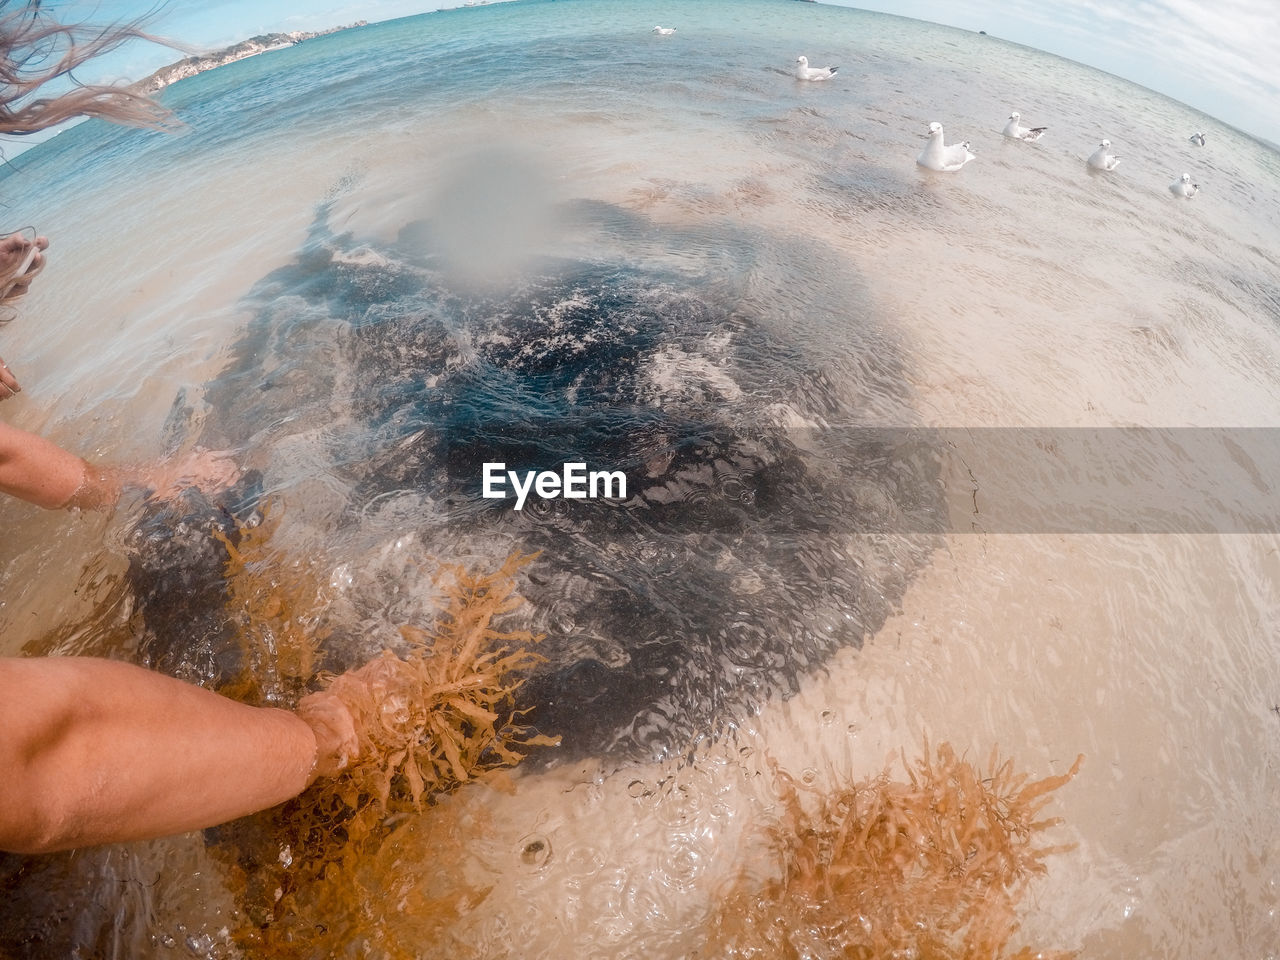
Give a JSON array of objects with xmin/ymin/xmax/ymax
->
[{"xmin": 132, "ymin": 23, "xmax": 368, "ymax": 95}]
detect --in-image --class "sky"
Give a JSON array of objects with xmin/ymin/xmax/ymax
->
[{"xmin": 33, "ymin": 0, "xmax": 1280, "ymax": 146}]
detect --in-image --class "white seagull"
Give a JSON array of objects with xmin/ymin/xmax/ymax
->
[
  {"xmin": 653, "ymin": 25, "xmax": 676, "ymax": 35},
  {"xmin": 1002, "ymin": 111, "xmax": 1047, "ymax": 141},
  {"xmin": 794, "ymin": 55, "xmax": 838, "ymax": 81},
  {"xmin": 1189, "ymin": 131, "xmax": 1206, "ymax": 147},
  {"xmin": 1169, "ymin": 172, "xmax": 1199, "ymax": 198},
  {"xmin": 917, "ymin": 121, "xmax": 976, "ymax": 172},
  {"xmin": 1087, "ymin": 139, "xmax": 1120, "ymax": 171}
]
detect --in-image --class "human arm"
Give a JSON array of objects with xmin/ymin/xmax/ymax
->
[
  {"xmin": 0, "ymin": 656, "xmax": 358, "ymax": 855},
  {"xmin": 0, "ymin": 420, "xmax": 96, "ymax": 508},
  {"xmin": 0, "ymin": 422, "xmax": 240, "ymax": 510}
]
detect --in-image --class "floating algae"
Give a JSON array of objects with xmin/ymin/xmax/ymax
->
[
  {"xmin": 706, "ymin": 741, "xmax": 1085, "ymax": 959},
  {"xmin": 317, "ymin": 557, "xmax": 561, "ymax": 810},
  {"xmin": 206, "ymin": 518, "xmax": 559, "ymax": 957},
  {"xmin": 219, "ymin": 737, "xmax": 1085, "ymax": 958},
  {"xmin": 204, "ymin": 510, "xmax": 1084, "ymax": 958},
  {"xmin": 0, "ymin": 505, "xmax": 1086, "ymax": 958}
]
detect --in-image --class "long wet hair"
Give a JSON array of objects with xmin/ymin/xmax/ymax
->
[
  {"xmin": 0, "ymin": 1, "xmax": 176, "ymax": 302},
  {"xmin": 0, "ymin": 1, "xmax": 174, "ymax": 136}
]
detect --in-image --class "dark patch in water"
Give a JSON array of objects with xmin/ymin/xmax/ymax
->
[
  {"xmin": 122, "ymin": 477, "xmax": 263, "ymax": 685},
  {"xmin": 130, "ymin": 200, "xmax": 942, "ymax": 763}
]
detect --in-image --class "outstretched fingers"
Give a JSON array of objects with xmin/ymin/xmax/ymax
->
[
  {"xmin": 145, "ymin": 447, "xmax": 243, "ymax": 500},
  {"xmin": 0, "ymin": 357, "xmax": 18, "ymax": 400},
  {"xmin": 0, "ymin": 231, "xmax": 49, "ymax": 302}
]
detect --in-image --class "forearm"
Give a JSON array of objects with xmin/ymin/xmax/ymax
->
[
  {"xmin": 0, "ymin": 421, "xmax": 118, "ymax": 510},
  {"xmin": 0, "ymin": 657, "xmax": 320, "ymax": 854}
]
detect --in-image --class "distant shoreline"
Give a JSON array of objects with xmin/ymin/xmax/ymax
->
[{"xmin": 130, "ymin": 22, "xmax": 369, "ymax": 96}]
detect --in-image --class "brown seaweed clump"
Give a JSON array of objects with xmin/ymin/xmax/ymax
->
[
  {"xmin": 211, "ymin": 545, "xmax": 557, "ymax": 958},
  {"xmin": 706, "ymin": 741, "xmax": 1084, "ymax": 959},
  {"xmin": 309, "ymin": 550, "xmax": 561, "ymax": 822}
]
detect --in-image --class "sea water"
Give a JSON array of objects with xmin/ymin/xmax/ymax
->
[{"xmin": 2, "ymin": 0, "xmax": 1280, "ymax": 956}]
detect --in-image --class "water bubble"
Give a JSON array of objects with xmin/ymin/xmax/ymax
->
[
  {"xmin": 525, "ymin": 495, "xmax": 554, "ymax": 519},
  {"xmin": 518, "ymin": 834, "xmax": 553, "ymax": 868},
  {"xmin": 563, "ymin": 844, "xmax": 605, "ymax": 878},
  {"xmin": 660, "ymin": 838, "xmax": 708, "ymax": 886},
  {"xmin": 379, "ymin": 694, "xmax": 411, "ymax": 727},
  {"xmin": 1119, "ymin": 882, "xmax": 1141, "ymax": 920},
  {"xmin": 655, "ymin": 782, "xmax": 702, "ymax": 826},
  {"xmin": 628, "ymin": 779, "xmax": 653, "ymax": 799},
  {"xmin": 597, "ymin": 914, "xmax": 632, "ymax": 944}
]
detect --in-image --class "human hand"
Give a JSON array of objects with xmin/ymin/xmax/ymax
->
[
  {"xmin": 144, "ymin": 447, "xmax": 242, "ymax": 500},
  {"xmin": 0, "ymin": 356, "xmax": 17, "ymax": 400},
  {"xmin": 302, "ymin": 653, "xmax": 414, "ymax": 777},
  {"xmin": 0, "ymin": 229, "xmax": 48, "ymax": 302},
  {"xmin": 293, "ymin": 654, "xmax": 408, "ymax": 783},
  {"xmin": 295, "ymin": 690, "xmax": 360, "ymax": 780}
]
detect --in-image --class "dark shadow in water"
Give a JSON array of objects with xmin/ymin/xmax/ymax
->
[
  {"xmin": 125, "ymin": 197, "xmax": 943, "ymax": 764},
  {"xmin": 1, "ymin": 105, "xmax": 952, "ymax": 960},
  {"xmin": 122, "ymin": 476, "xmax": 264, "ymax": 685}
]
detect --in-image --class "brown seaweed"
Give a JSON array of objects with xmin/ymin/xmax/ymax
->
[
  {"xmin": 210, "ymin": 531, "xmax": 557, "ymax": 957},
  {"xmin": 318, "ymin": 551, "xmax": 560, "ymax": 813},
  {"xmin": 208, "ymin": 510, "xmax": 1082, "ymax": 958},
  {"xmin": 706, "ymin": 740, "xmax": 1084, "ymax": 959}
]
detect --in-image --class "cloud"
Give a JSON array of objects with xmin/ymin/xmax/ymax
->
[
  {"xmin": 1067, "ymin": 0, "xmax": 1280, "ymax": 101},
  {"xmin": 830, "ymin": 0, "xmax": 1279, "ymax": 141}
]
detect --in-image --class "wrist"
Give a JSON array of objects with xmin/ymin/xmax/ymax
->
[{"xmin": 59, "ymin": 459, "xmax": 123, "ymax": 511}]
